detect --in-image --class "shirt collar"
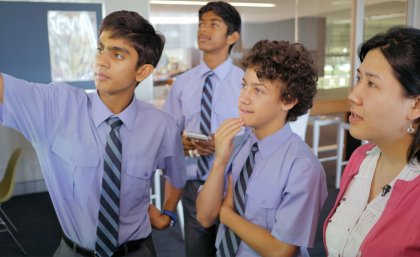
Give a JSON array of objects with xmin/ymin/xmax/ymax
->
[
  {"xmin": 90, "ymin": 92, "xmax": 138, "ymax": 130},
  {"xmin": 251, "ymin": 123, "xmax": 293, "ymax": 159},
  {"xmin": 199, "ymin": 58, "xmax": 233, "ymax": 81}
]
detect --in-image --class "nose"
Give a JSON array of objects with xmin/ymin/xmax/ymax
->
[
  {"xmin": 239, "ymin": 87, "xmax": 251, "ymax": 105},
  {"xmin": 348, "ymin": 83, "xmax": 362, "ymax": 105},
  {"xmin": 198, "ymin": 23, "xmax": 208, "ymax": 33},
  {"xmin": 95, "ymin": 50, "xmax": 110, "ymax": 68}
]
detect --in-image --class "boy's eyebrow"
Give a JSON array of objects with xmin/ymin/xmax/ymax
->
[
  {"xmin": 199, "ymin": 17, "xmax": 223, "ymax": 23},
  {"xmin": 210, "ymin": 18, "xmax": 223, "ymax": 22},
  {"xmin": 109, "ymin": 46, "xmax": 130, "ymax": 54},
  {"xmin": 242, "ymin": 78, "xmax": 267, "ymax": 88},
  {"xmin": 97, "ymin": 40, "xmax": 130, "ymax": 54}
]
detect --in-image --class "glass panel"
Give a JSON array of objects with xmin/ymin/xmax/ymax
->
[
  {"xmin": 47, "ymin": 11, "xmax": 97, "ymax": 82},
  {"xmin": 152, "ymin": 23, "xmax": 198, "ymax": 86},
  {"xmin": 151, "ymin": 13, "xmax": 200, "ymax": 106},
  {"xmin": 150, "ymin": 0, "xmax": 407, "ymax": 95},
  {"xmin": 322, "ymin": 1, "xmax": 352, "ymax": 90},
  {"xmin": 364, "ymin": 0, "xmax": 407, "ymax": 40}
]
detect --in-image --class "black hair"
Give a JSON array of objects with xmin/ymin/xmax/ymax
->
[
  {"xmin": 359, "ymin": 26, "xmax": 420, "ymax": 162},
  {"xmin": 199, "ymin": 1, "xmax": 241, "ymax": 53},
  {"xmin": 100, "ymin": 10, "xmax": 165, "ymax": 68}
]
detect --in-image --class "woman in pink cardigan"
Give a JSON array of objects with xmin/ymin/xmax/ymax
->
[{"xmin": 323, "ymin": 26, "xmax": 420, "ymax": 257}]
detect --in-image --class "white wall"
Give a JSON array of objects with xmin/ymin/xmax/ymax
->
[
  {"xmin": 242, "ymin": 17, "xmax": 326, "ymax": 76},
  {"xmin": 0, "ymin": 0, "xmax": 152, "ymax": 195}
]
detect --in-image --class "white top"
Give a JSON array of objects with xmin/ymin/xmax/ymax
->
[{"xmin": 326, "ymin": 147, "xmax": 420, "ymax": 257}]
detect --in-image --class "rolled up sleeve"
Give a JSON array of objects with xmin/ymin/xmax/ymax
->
[{"xmin": 159, "ymin": 116, "xmax": 186, "ymax": 189}]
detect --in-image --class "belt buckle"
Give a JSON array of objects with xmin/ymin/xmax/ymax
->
[{"xmin": 123, "ymin": 244, "xmax": 129, "ymax": 255}]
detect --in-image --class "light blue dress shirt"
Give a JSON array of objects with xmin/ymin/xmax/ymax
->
[
  {"xmin": 0, "ymin": 73, "xmax": 186, "ymax": 249},
  {"xmin": 163, "ymin": 58, "xmax": 244, "ymax": 180},
  {"xmin": 218, "ymin": 124, "xmax": 328, "ymax": 257}
]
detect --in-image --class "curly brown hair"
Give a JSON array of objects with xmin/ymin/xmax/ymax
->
[{"xmin": 241, "ymin": 40, "xmax": 318, "ymax": 122}]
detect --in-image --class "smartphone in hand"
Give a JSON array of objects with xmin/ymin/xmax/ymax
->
[{"xmin": 184, "ymin": 131, "xmax": 210, "ymax": 141}]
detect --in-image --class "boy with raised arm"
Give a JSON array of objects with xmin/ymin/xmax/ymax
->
[{"xmin": 0, "ymin": 11, "xmax": 185, "ymax": 257}]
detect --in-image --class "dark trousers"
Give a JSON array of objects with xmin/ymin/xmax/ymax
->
[
  {"xmin": 182, "ymin": 180, "xmax": 218, "ymax": 257},
  {"xmin": 53, "ymin": 235, "xmax": 156, "ymax": 257}
]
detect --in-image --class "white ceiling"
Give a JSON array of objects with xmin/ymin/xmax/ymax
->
[{"xmin": 150, "ymin": 0, "xmax": 407, "ymax": 23}]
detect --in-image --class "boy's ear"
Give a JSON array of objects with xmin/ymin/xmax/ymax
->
[
  {"xmin": 282, "ymin": 99, "xmax": 298, "ymax": 112},
  {"xmin": 135, "ymin": 64, "xmax": 154, "ymax": 83},
  {"xmin": 227, "ymin": 31, "xmax": 240, "ymax": 46},
  {"xmin": 409, "ymin": 96, "xmax": 420, "ymax": 120}
]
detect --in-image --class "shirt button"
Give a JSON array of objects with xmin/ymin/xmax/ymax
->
[
  {"xmin": 342, "ymin": 197, "xmax": 346, "ymax": 201},
  {"xmin": 145, "ymin": 172, "xmax": 149, "ymax": 177}
]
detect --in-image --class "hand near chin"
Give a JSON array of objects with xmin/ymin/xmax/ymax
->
[{"xmin": 214, "ymin": 118, "xmax": 244, "ymax": 165}]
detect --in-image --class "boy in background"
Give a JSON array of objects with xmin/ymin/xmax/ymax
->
[
  {"xmin": 163, "ymin": 1, "xmax": 243, "ymax": 256},
  {"xmin": 196, "ymin": 40, "xmax": 328, "ymax": 257},
  {"xmin": 0, "ymin": 11, "xmax": 185, "ymax": 257}
]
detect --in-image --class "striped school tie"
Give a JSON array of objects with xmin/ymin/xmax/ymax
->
[
  {"xmin": 197, "ymin": 71, "xmax": 215, "ymax": 179},
  {"xmin": 217, "ymin": 143, "xmax": 259, "ymax": 257},
  {"xmin": 95, "ymin": 117, "xmax": 123, "ymax": 257}
]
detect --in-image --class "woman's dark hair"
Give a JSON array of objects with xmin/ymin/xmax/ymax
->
[
  {"xmin": 241, "ymin": 40, "xmax": 318, "ymax": 122},
  {"xmin": 359, "ymin": 26, "xmax": 420, "ymax": 162},
  {"xmin": 99, "ymin": 10, "xmax": 165, "ymax": 68},
  {"xmin": 199, "ymin": 1, "xmax": 241, "ymax": 53}
]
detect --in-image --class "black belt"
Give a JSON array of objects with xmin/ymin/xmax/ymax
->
[{"xmin": 62, "ymin": 233, "xmax": 149, "ymax": 257}]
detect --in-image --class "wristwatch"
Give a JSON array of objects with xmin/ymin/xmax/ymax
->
[{"xmin": 162, "ymin": 210, "xmax": 178, "ymax": 227}]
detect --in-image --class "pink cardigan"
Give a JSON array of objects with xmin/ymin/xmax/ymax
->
[{"xmin": 323, "ymin": 143, "xmax": 420, "ymax": 256}]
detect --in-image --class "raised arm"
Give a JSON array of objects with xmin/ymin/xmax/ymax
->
[
  {"xmin": 0, "ymin": 73, "xmax": 4, "ymax": 103},
  {"xmin": 196, "ymin": 118, "xmax": 244, "ymax": 227}
]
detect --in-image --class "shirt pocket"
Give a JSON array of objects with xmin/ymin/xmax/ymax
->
[
  {"xmin": 181, "ymin": 101, "xmax": 200, "ymax": 127},
  {"xmin": 122, "ymin": 157, "xmax": 156, "ymax": 215},
  {"xmin": 245, "ymin": 181, "xmax": 282, "ymax": 230},
  {"xmin": 51, "ymin": 135, "xmax": 100, "ymax": 205}
]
